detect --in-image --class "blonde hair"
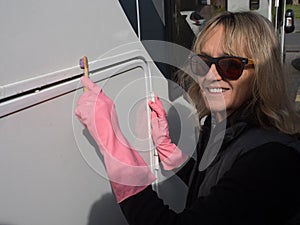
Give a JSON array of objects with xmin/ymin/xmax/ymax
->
[{"xmin": 179, "ymin": 11, "xmax": 300, "ymax": 136}]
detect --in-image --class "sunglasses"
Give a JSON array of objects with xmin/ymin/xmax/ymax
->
[{"xmin": 189, "ymin": 54, "xmax": 254, "ymax": 80}]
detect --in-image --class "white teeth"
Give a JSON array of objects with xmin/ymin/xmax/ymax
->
[{"xmin": 208, "ymin": 88, "xmax": 224, "ymax": 93}]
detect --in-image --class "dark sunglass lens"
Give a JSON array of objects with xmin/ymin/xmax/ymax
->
[
  {"xmin": 219, "ymin": 58, "xmax": 244, "ymax": 80},
  {"xmin": 190, "ymin": 55, "xmax": 209, "ymax": 76}
]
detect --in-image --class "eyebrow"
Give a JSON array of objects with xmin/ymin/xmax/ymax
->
[{"xmin": 199, "ymin": 51, "xmax": 230, "ymax": 57}]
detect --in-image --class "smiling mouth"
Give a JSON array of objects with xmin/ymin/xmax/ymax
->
[{"xmin": 206, "ymin": 87, "xmax": 229, "ymax": 93}]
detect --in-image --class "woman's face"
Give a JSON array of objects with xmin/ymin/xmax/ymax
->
[{"xmin": 197, "ymin": 26, "xmax": 254, "ymax": 122}]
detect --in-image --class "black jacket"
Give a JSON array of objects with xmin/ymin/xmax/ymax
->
[{"xmin": 120, "ymin": 110, "xmax": 300, "ymax": 225}]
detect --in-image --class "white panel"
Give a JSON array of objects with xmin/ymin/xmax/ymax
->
[
  {"xmin": 0, "ymin": 49, "xmax": 149, "ymax": 117},
  {"xmin": 0, "ymin": 0, "xmax": 138, "ymax": 86},
  {"xmin": 0, "ymin": 92, "xmax": 127, "ymax": 225},
  {"xmin": 0, "ymin": 65, "xmax": 151, "ymax": 225}
]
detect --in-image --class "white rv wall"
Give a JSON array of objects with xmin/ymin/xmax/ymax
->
[
  {"xmin": 0, "ymin": 0, "xmax": 197, "ymax": 224},
  {"xmin": 0, "ymin": 1, "xmax": 141, "ymax": 224},
  {"xmin": 0, "ymin": 0, "xmax": 136, "ymax": 86}
]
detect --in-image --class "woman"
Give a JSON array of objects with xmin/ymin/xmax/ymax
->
[{"xmin": 75, "ymin": 11, "xmax": 300, "ymax": 225}]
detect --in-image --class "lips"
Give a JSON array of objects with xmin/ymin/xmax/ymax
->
[{"xmin": 206, "ymin": 87, "xmax": 229, "ymax": 93}]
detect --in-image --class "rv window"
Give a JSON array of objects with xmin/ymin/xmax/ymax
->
[{"xmin": 250, "ymin": 0, "xmax": 259, "ymax": 10}]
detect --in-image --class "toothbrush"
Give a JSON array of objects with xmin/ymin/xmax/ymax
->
[{"xmin": 79, "ymin": 56, "xmax": 89, "ymax": 92}]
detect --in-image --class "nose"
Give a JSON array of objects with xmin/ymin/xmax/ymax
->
[{"xmin": 205, "ymin": 64, "xmax": 222, "ymax": 81}]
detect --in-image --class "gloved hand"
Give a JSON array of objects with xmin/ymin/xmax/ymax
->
[
  {"xmin": 75, "ymin": 77, "xmax": 155, "ymax": 203},
  {"xmin": 148, "ymin": 95, "xmax": 188, "ymax": 170}
]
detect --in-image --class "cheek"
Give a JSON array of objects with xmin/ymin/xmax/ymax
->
[
  {"xmin": 232, "ymin": 87, "xmax": 250, "ymax": 104},
  {"xmin": 231, "ymin": 74, "xmax": 254, "ymax": 103},
  {"xmin": 197, "ymin": 78, "xmax": 207, "ymax": 101},
  {"xmin": 197, "ymin": 77, "xmax": 205, "ymax": 92}
]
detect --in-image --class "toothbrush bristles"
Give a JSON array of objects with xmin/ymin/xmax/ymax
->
[{"xmin": 79, "ymin": 58, "xmax": 84, "ymax": 69}]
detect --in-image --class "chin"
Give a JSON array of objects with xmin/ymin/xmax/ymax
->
[{"xmin": 205, "ymin": 99, "xmax": 227, "ymax": 112}]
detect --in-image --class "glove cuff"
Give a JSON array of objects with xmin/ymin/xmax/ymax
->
[{"xmin": 157, "ymin": 143, "xmax": 188, "ymax": 170}]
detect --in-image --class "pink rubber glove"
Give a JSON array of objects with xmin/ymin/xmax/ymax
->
[
  {"xmin": 75, "ymin": 77, "xmax": 155, "ymax": 203},
  {"xmin": 148, "ymin": 95, "xmax": 188, "ymax": 170}
]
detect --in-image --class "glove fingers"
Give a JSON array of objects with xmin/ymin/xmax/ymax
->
[
  {"xmin": 154, "ymin": 95, "xmax": 164, "ymax": 110},
  {"xmin": 150, "ymin": 111, "xmax": 159, "ymax": 128},
  {"xmin": 148, "ymin": 100, "xmax": 166, "ymax": 118},
  {"xmin": 150, "ymin": 110, "xmax": 158, "ymax": 119},
  {"xmin": 81, "ymin": 76, "xmax": 102, "ymax": 94},
  {"xmin": 80, "ymin": 76, "xmax": 115, "ymax": 108}
]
